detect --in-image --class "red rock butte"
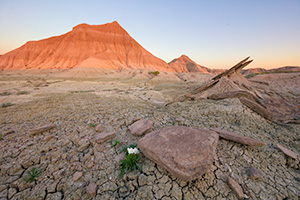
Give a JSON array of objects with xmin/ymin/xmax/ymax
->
[
  {"xmin": 169, "ymin": 55, "xmax": 224, "ymax": 74},
  {"xmin": 0, "ymin": 21, "xmax": 173, "ymax": 71}
]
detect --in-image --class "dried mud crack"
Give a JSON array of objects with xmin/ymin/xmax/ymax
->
[{"xmin": 0, "ymin": 82, "xmax": 299, "ymax": 200}]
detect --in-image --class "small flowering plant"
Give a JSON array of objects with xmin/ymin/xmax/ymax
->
[{"xmin": 119, "ymin": 144, "xmax": 142, "ymax": 178}]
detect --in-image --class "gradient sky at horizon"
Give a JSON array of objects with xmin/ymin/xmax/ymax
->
[{"xmin": 0, "ymin": 0, "xmax": 299, "ymax": 69}]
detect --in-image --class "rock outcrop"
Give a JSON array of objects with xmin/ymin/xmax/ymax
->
[
  {"xmin": 0, "ymin": 21, "xmax": 173, "ymax": 71},
  {"xmin": 138, "ymin": 126, "xmax": 219, "ymax": 181}
]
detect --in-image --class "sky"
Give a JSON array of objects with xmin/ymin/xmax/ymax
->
[{"xmin": 0, "ymin": 0, "xmax": 299, "ymax": 69}]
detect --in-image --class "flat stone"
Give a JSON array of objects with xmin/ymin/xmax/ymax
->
[
  {"xmin": 73, "ymin": 171, "xmax": 83, "ymax": 182},
  {"xmin": 95, "ymin": 124, "xmax": 103, "ymax": 132},
  {"xmin": 138, "ymin": 126, "xmax": 219, "ymax": 181},
  {"xmin": 86, "ymin": 182, "xmax": 97, "ymax": 197},
  {"xmin": 44, "ymin": 135, "xmax": 55, "ymax": 142},
  {"xmin": 211, "ymin": 128, "xmax": 266, "ymax": 146},
  {"xmin": 94, "ymin": 132, "xmax": 115, "ymax": 144},
  {"xmin": 276, "ymin": 144, "xmax": 298, "ymax": 160},
  {"xmin": 249, "ymin": 166, "xmax": 263, "ymax": 179},
  {"xmin": 228, "ymin": 177, "xmax": 244, "ymax": 199},
  {"xmin": 29, "ymin": 124, "xmax": 56, "ymax": 136},
  {"xmin": 129, "ymin": 119, "xmax": 153, "ymax": 136}
]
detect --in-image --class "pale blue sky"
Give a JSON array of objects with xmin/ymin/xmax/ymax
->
[{"xmin": 0, "ymin": 0, "xmax": 299, "ymax": 69}]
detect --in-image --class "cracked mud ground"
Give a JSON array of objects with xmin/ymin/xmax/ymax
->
[{"xmin": 0, "ymin": 75, "xmax": 299, "ymax": 200}]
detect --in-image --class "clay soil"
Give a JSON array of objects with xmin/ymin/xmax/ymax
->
[{"xmin": 0, "ymin": 70, "xmax": 299, "ymax": 199}]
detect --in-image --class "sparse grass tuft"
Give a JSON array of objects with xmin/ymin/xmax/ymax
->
[
  {"xmin": 149, "ymin": 71, "xmax": 160, "ymax": 76},
  {"xmin": 17, "ymin": 91, "xmax": 30, "ymax": 95},
  {"xmin": 294, "ymin": 116, "xmax": 300, "ymax": 120},
  {"xmin": 0, "ymin": 134, "xmax": 3, "ymax": 141},
  {"xmin": 1, "ymin": 102, "xmax": 15, "ymax": 108},
  {"xmin": 0, "ymin": 92, "xmax": 12, "ymax": 96},
  {"xmin": 119, "ymin": 143, "xmax": 142, "ymax": 178},
  {"xmin": 23, "ymin": 167, "xmax": 42, "ymax": 183},
  {"xmin": 71, "ymin": 90, "xmax": 95, "ymax": 94},
  {"xmin": 109, "ymin": 139, "xmax": 120, "ymax": 147},
  {"xmin": 88, "ymin": 123, "xmax": 97, "ymax": 127}
]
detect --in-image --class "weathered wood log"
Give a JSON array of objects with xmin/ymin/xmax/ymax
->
[
  {"xmin": 29, "ymin": 124, "xmax": 56, "ymax": 136},
  {"xmin": 239, "ymin": 97, "xmax": 273, "ymax": 121}
]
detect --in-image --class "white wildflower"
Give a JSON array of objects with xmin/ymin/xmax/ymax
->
[
  {"xmin": 133, "ymin": 147, "xmax": 139, "ymax": 154},
  {"xmin": 127, "ymin": 147, "xmax": 134, "ymax": 154},
  {"xmin": 127, "ymin": 147, "xmax": 139, "ymax": 154}
]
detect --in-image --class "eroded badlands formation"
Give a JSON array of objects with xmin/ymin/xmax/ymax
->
[{"xmin": 0, "ymin": 22, "xmax": 171, "ymax": 71}]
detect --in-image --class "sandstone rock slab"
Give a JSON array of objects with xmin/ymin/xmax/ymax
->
[
  {"xmin": 129, "ymin": 119, "xmax": 153, "ymax": 136},
  {"xmin": 228, "ymin": 177, "xmax": 244, "ymax": 199},
  {"xmin": 239, "ymin": 97, "xmax": 273, "ymax": 121},
  {"xmin": 86, "ymin": 182, "xmax": 97, "ymax": 197},
  {"xmin": 276, "ymin": 144, "xmax": 298, "ymax": 160},
  {"xmin": 73, "ymin": 172, "xmax": 83, "ymax": 182},
  {"xmin": 94, "ymin": 132, "xmax": 115, "ymax": 144},
  {"xmin": 211, "ymin": 128, "xmax": 266, "ymax": 146},
  {"xmin": 29, "ymin": 124, "xmax": 56, "ymax": 136},
  {"xmin": 138, "ymin": 126, "xmax": 219, "ymax": 181}
]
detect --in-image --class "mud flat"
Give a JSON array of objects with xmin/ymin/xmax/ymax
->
[{"xmin": 0, "ymin": 70, "xmax": 299, "ymax": 199}]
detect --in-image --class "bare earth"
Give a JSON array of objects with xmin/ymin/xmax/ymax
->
[{"xmin": 0, "ymin": 70, "xmax": 299, "ymax": 200}]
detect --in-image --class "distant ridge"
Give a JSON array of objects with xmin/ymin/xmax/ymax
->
[
  {"xmin": 0, "ymin": 21, "xmax": 172, "ymax": 71},
  {"xmin": 242, "ymin": 66, "xmax": 300, "ymax": 75}
]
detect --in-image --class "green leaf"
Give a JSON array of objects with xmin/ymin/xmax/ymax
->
[{"xmin": 136, "ymin": 163, "xmax": 142, "ymax": 172}]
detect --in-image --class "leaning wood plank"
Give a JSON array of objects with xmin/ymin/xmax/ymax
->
[
  {"xmin": 29, "ymin": 124, "xmax": 56, "ymax": 136},
  {"xmin": 239, "ymin": 97, "xmax": 273, "ymax": 121},
  {"xmin": 211, "ymin": 128, "xmax": 267, "ymax": 146}
]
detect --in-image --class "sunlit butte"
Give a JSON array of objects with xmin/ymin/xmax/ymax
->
[{"xmin": 0, "ymin": 0, "xmax": 299, "ymax": 69}]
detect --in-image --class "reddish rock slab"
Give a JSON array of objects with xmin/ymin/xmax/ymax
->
[
  {"xmin": 276, "ymin": 144, "xmax": 298, "ymax": 160},
  {"xmin": 129, "ymin": 119, "xmax": 153, "ymax": 136},
  {"xmin": 138, "ymin": 126, "xmax": 219, "ymax": 181},
  {"xmin": 86, "ymin": 182, "xmax": 97, "ymax": 197},
  {"xmin": 29, "ymin": 124, "xmax": 56, "ymax": 136},
  {"xmin": 94, "ymin": 132, "xmax": 115, "ymax": 144},
  {"xmin": 239, "ymin": 97, "xmax": 273, "ymax": 121},
  {"xmin": 228, "ymin": 177, "xmax": 244, "ymax": 199},
  {"xmin": 73, "ymin": 172, "xmax": 83, "ymax": 182},
  {"xmin": 211, "ymin": 128, "xmax": 266, "ymax": 146}
]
